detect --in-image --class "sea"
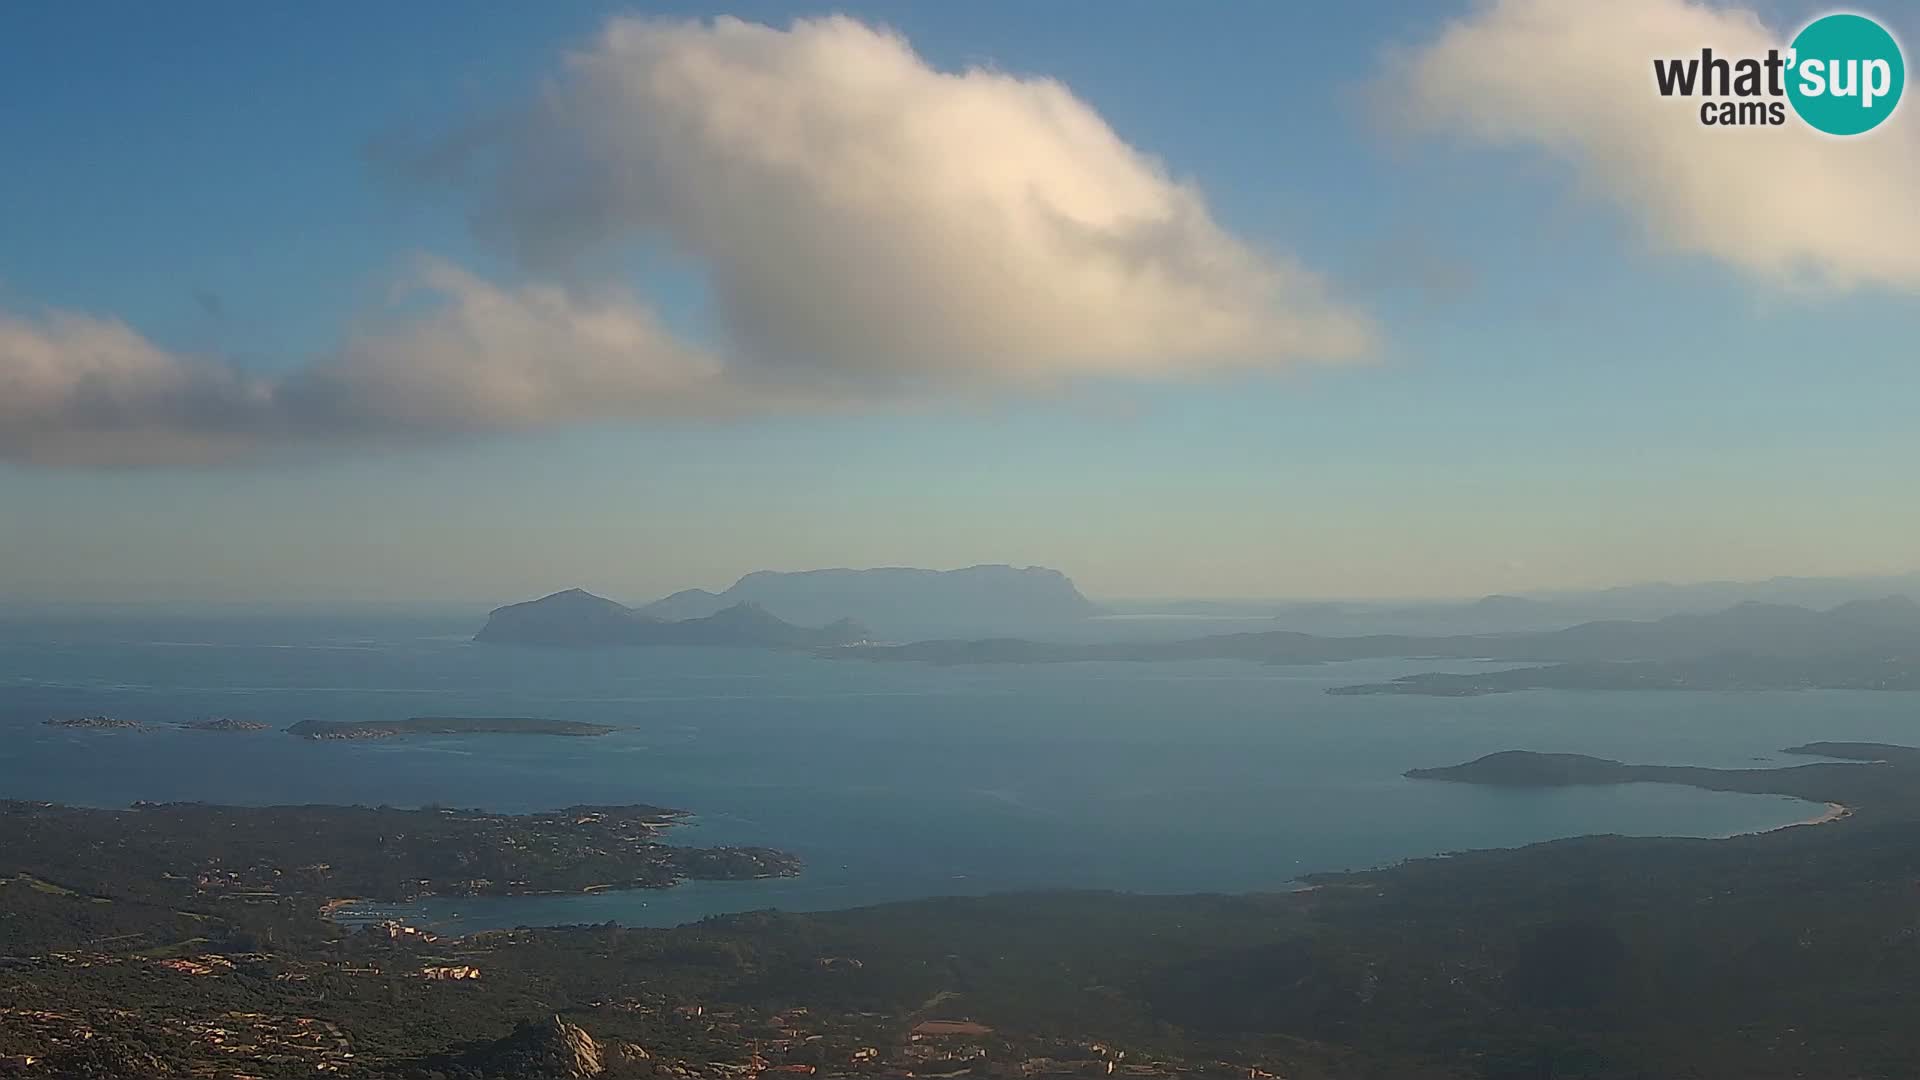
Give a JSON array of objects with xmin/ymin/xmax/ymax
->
[{"xmin": 2, "ymin": 613, "xmax": 1908, "ymax": 933}]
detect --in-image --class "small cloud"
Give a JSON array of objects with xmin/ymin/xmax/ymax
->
[{"xmin": 1, "ymin": 262, "xmax": 776, "ymax": 465}]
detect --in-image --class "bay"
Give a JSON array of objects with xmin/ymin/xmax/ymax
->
[{"xmin": 1, "ymin": 614, "xmax": 1896, "ymax": 931}]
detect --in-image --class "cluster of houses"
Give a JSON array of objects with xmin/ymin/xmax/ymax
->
[
  {"xmin": 418, "ymin": 963, "xmax": 482, "ymax": 981},
  {"xmin": 583, "ymin": 996, "xmax": 1293, "ymax": 1080},
  {"xmin": 155, "ymin": 955, "xmax": 236, "ymax": 977}
]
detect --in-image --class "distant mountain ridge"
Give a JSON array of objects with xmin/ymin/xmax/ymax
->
[
  {"xmin": 475, "ymin": 589, "xmax": 868, "ymax": 649},
  {"xmin": 637, "ymin": 564, "xmax": 1101, "ymax": 635},
  {"xmin": 1535, "ymin": 572, "xmax": 1920, "ymax": 618},
  {"xmin": 835, "ymin": 595, "xmax": 1920, "ymax": 667},
  {"xmin": 1099, "ymin": 573, "xmax": 1920, "ymax": 636},
  {"xmin": 1511, "ymin": 595, "xmax": 1920, "ymax": 662}
]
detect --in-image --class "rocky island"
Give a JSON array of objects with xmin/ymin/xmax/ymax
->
[
  {"xmin": 43, "ymin": 715, "xmax": 142, "ymax": 730},
  {"xmin": 180, "ymin": 717, "xmax": 271, "ymax": 732},
  {"xmin": 287, "ymin": 716, "xmax": 617, "ymax": 740}
]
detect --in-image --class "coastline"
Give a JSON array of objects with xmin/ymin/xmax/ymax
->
[
  {"xmin": 1800, "ymin": 801, "xmax": 1853, "ymax": 827},
  {"xmin": 1721, "ymin": 799, "xmax": 1851, "ymax": 839},
  {"xmin": 345, "ymin": 788, "xmax": 1836, "ymax": 938}
]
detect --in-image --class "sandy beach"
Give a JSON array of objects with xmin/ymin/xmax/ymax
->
[
  {"xmin": 1726, "ymin": 801, "xmax": 1852, "ymax": 839},
  {"xmin": 1802, "ymin": 802, "xmax": 1853, "ymax": 827}
]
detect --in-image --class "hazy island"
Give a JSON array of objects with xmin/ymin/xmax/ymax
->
[
  {"xmin": 42, "ymin": 715, "xmax": 142, "ymax": 730},
  {"xmin": 638, "ymin": 563, "xmax": 1104, "ymax": 634},
  {"xmin": 476, "ymin": 589, "xmax": 869, "ymax": 649},
  {"xmin": 287, "ymin": 716, "xmax": 617, "ymax": 740}
]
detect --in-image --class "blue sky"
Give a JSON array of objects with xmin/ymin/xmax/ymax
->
[{"xmin": 2, "ymin": 1, "xmax": 1916, "ymax": 606}]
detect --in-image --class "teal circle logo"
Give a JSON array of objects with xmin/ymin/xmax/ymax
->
[{"xmin": 1787, "ymin": 13, "xmax": 1905, "ymax": 135}]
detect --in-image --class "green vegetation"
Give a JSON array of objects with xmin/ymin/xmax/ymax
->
[
  {"xmin": 10, "ymin": 748, "xmax": 1920, "ymax": 1077},
  {"xmin": 0, "ymin": 799, "xmax": 797, "ymax": 945}
]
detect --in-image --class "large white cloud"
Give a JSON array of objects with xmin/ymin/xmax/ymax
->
[
  {"xmin": 422, "ymin": 14, "xmax": 1373, "ymax": 381},
  {"xmin": 280, "ymin": 260, "xmax": 735, "ymax": 434},
  {"xmin": 1, "ymin": 263, "xmax": 734, "ymax": 466},
  {"xmin": 0, "ymin": 310, "xmax": 270, "ymax": 466},
  {"xmin": 1385, "ymin": 0, "xmax": 1920, "ymax": 291},
  {"xmin": 4, "ymin": 15, "xmax": 1369, "ymax": 465}
]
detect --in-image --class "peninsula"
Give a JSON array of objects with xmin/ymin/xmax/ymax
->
[
  {"xmin": 1, "ymin": 799, "xmax": 799, "ymax": 909},
  {"xmin": 287, "ymin": 716, "xmax": 616, "ymax": 740},
  {"xmin": 1405, "ymin": 742, "xmax": 1920, "ymax": 820}
]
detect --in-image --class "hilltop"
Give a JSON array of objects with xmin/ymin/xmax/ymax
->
[{"xmin": 475, "ymin": 590, "xmax": 869, "ymax": 649}]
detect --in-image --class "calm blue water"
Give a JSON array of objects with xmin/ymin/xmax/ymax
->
[{"xmin": 1, "ymin": 615, "xmax": 1908, "ymax": 931}]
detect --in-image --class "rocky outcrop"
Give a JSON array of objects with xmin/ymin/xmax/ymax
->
[{"xmin": 468, "ymin": 1015, "xmax": 605, "ymax": 1078}]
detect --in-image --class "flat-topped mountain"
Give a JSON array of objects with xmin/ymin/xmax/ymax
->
[
  {"xmin": 476, "ymin": 589, "xmax": 868, "ymax": 649},
  {"xmin": 638, "ymin": 564, "xmax": 1102, "ymax": 635}
]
